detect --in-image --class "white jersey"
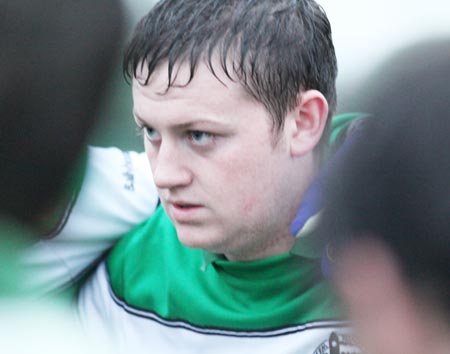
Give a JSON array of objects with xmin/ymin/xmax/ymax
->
[{"xmin": 22, "ymin": 146, "xmax": 159, "ymax": 296}]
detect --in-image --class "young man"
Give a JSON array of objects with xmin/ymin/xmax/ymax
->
[
  {"xmin": 28, "ymin": 1, "xmax": 362, "ymax": 353},
  {"xmin": 316, "ymin": 39, "xmax": 450, "ymax": 354}
]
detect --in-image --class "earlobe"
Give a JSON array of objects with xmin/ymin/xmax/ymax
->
[{"xmin": 289, "ymin": 90, "xmax": 329, "ymax": 156}]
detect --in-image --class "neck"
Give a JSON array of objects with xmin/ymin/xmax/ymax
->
[{"xmin": 225, "ymin": 230, "xmax": 296, "ymax": 261}]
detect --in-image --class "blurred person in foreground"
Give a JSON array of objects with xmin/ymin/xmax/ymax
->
[
  {"xmin": 0, "ymin": 0, "xmax": 123, "ymax": 352},
  {"xmin": 316, "ymin": 39, "xmax": 450, "ymax": 354}
]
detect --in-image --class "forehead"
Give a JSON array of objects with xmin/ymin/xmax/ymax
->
[{"xmin": 132, "ymin": 60, "xmax": 267, "ymax": 122}]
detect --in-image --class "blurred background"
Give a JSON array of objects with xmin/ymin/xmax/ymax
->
[{"xmin": 89, "ymin": 0, "xmax": 450, "ymax": 151}]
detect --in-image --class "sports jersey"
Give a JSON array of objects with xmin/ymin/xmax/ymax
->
[{"xmin": 79, "ymin": 207, "xmax": 357, "ymax": 354}]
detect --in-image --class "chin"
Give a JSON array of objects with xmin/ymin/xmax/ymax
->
[{"xmin": 175, "ymin": 225, "xmax": 224, "ymax": 252}]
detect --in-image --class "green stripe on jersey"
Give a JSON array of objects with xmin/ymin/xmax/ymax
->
[{"xmin": 107, "ymin": 207, "xmax": 341, "ymax": 331}]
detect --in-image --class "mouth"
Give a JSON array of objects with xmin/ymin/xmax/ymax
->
[
  {"xmin": 172, "ymin": 203, "xmax": 200, "ymax": 209},
  {"xmin": 167, "ymin": 201, "xmax": 203, "ymax": 222}
]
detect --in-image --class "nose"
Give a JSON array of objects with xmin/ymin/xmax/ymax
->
[{"xmin": 150, "ymin": 141, "xmax": 192, "ymax": 190}]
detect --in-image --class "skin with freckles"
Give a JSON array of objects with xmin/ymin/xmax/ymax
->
[{"xmin": 132, "ymin": 61, "xmax": 328, "ymax": 261}]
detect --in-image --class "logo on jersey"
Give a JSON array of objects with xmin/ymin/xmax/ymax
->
[
  {"xmin": 122, "ymin": 152, "xmax": 135, "ymax": 191},
  {"xmin": 313, "ymin": 332, "xmax": 362, "ymax": 354}
]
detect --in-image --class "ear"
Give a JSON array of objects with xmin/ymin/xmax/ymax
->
[{"xmin": 288, "ymin": 90, "xmax": 328, "ymax": 156}]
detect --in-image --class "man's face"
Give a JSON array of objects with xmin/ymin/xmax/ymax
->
[{"xmin": 133, "ymin": 62, "xmax": 305, "ymax": 260}]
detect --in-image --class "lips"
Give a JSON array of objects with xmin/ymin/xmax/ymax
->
[
  {"xmin": 166, "ymin": 200, "xmax": 203, "ymax": 222},
  {"xmin": 172, "ymin": 202, "xmax": 200, "ymax": 209}
]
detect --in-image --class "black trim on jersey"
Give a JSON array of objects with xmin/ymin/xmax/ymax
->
[
  {"xmin": 42, "ymin": 187, "xmax": 81, "ymax": 239},
  {"xmin": 107, "ymin": 275, "xmax": 348, "ymax": 338}
]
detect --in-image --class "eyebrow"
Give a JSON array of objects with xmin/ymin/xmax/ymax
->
[{"xmin": 133, "ymin": 111, "xmax": 232, "ymax": 130}]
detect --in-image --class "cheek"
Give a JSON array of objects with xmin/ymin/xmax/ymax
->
[
  {"xmin": 223, "ymin": 160, "xmax": 267, "ymax": 216},
  {"xmin": 241, "ymin": 196, "xmax": 259, "ymax": 216},
  {"xmin": 203, "ymin": 140, "xmax": 276, "ymax": 216}
]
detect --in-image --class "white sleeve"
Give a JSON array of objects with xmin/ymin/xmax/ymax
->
[{"xmin": 22, "ymin": 146, "xmax": 159, "ymax": 296}]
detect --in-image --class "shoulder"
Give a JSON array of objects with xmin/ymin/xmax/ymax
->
[
  {"xmin": 105, "ymin": 207, "xmax": 205, "ymax": 307},
  {"xmin": 106, "ymin": 207, "xmax": 182, "ymax": 291},
  {"xmin": 108, "ymin": 206, "xmax": 176, "ymax": 256}
]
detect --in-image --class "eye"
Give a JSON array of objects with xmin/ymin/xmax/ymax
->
[
  {"xmin": 140, "ymin": 125, "xmax": 161, "ymax": 143},
  {"xmin": 187, "ymin": 130, "xmax": 214, "ymax": 146}
]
